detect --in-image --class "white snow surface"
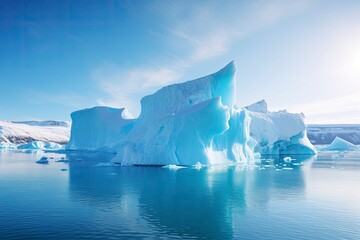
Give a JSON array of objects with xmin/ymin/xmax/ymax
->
[
  {"xmin": 67, "ymin": 61, "xmax": 316, "ymax": 165},
  {"xmin": 0, "ymin": 120, "xmax": 70, "ymax": 145},
  {"xmin": 244, "ymin": 99, "xmax": 268, "ymax": 113},
  {"xmin": 246, "ymin": 108, "xmax": 316, "ymax": 155},
  {"xmin": 321, "ymin": 137, "xmax": 360, "ymax": 151}
]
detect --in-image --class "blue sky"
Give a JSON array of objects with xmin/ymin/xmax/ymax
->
[{"xmin": 1, "ymin": 0, "xmax": 359, "ymax": 123}]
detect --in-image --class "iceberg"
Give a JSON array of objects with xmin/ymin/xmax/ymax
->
[
  {"xmin": 244, "ymin": 100, "xmax": 316, "ymax": 155},
  {"xmin": 321, "ymin": 137, "xmax": 359, "ymax": 151},
  {"xmin": 66, "ymin": 107, "xmax": 134, "ymax": 152},
  {"xmin": 36, "ymin": 156, "xmax": 49, "ymax": 164},
  {"xmin": 0, "ymin": 144, "xmax": 16, "ymax": 149},
  {"xmin": 17, "ymin": 141, "xmax": 63, "ymax": 150},
  {"xmin": 67, "ymin": 61, "xmax": 315, "ymax": 165}
]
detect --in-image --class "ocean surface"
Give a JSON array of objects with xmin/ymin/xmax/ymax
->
[{"xmin": 0, "ymin": 150, "xmax": 359, "ymax": 239}]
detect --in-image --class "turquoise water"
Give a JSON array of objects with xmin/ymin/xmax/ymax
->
[{"xmin": 0, "ymin": 151, "xmax": 359, "ymax": 239}]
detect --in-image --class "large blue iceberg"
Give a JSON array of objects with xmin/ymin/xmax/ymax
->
[{"xmin": 67, "ymin": 62, "xmax": 316, "ymax": 165}]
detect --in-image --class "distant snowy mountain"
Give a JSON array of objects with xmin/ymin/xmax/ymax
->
[
  {"xmin": 11, "ymin": 120, "xmax": 69, "ymax": 127},
  {"xmin": 307, "ymin": 124, "xmax": 360, "ymax": 145},
  {"xmin": 0, "ymin": 120, "xmax": 70, "ymax": 145}
]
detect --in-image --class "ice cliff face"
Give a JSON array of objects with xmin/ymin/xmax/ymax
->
[
  {"xmin": 67, "ymin": 61, "xmax": 316, "ymax": 165},
  {"xmin": 67, "ymin": 107, "xmax": 134, "ymax": 152}
]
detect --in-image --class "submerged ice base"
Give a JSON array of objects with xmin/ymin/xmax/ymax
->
[{"xmin": 66, "ymin": 61, "xmax": 316, "ymax": 165}]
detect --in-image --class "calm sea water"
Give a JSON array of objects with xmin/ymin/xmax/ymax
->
[{"xmin": 0, "ymin": 150, "xmax": 359, "ymax": 239}]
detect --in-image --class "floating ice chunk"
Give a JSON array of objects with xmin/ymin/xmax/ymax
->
[
  {"xmin": 18, "ymin": 141, "xmax": 45, "ymax": 149},
  {"xmin": 36, "ymin": 156, "xmax": 49, "ymax": 164},
  {"xmin": 321, "ymin": 137, "xmax": 359, "ymax": 151},
  {"xmin": 17, "ymin": 141, "xmax": 63, "ymax": 150},
  {"xmin": 56, "ymin": 159, "xmax": 69, "ymax": 163},
  {"xmin": 0, "ymin": 144, "xmax": 16, "ymax": 149},
  {"xmin": 193, "ymin": 162, "xmax": 204, "ymax": 170},
  {"xmin": 162, "ymin": 165, "xmax": 186, "ymax": 170},
  {"xmin": 44, "ymin": 142, "xmax": 63, "ymax": 150},
  {"xmin": 283, "ymin": 167, "xmax": 293, "ymax": 170},
  {"xmin": 94, "ymin": 162, "xmax": 117, "ymax": 167},
  {"xmin": 283, "ymin": 156, "xmax": 293, "ymax": 163},
  {"xmin": 253, "ymin": 152, "xmax": 262, "ymax": 159}
]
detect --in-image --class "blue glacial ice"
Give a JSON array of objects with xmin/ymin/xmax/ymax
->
[
  {"xmin": 320, "ymin": 136, "xmax": 359, "ymax": 151},
  {"xmin": 36, "ymin": 156, "xmax": 49, "ymax": 164},
  {"xmin": 17, "ymin": 141, "xmax": 64, "ymax": 150},
  {"xmin": 67, "ymin": 107, "xmax": 134, "ymax": 152},
  {"xmin": 66, "ymin": 61, "xmax": 316, "ymax": 165}
]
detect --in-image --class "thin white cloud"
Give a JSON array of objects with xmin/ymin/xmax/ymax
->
[
  {"xmin": 93, "ymin": 0, "xmax": 314, "ymax": 115},
  {"xmin": 25, "ymin": 91, "xmax": 84, "ymax": 108},
  {"xmin": 92, "ymin": 63, "xmax": 182, "ymax": 115},
  {"xmin": 162, "ymin": 0, "xmax": 312, "ymax": 62},
  {"xmin": 271, "ymin": 93, "xmax": 360, "ymax": 124}
]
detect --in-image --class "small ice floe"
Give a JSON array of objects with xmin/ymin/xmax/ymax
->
[
  {"xmin": 24, "ymin": 149, "xmax": 38, "ymax": 153},
  {"xmin": 0, "ymin": 144, "xmax": 17, "ymax": 150},
  {"xmin": 283, "ymin": 156, "xmax": 293, "ymax": 163},
  {"xmin": 108, "ymin": 173, "xmax": 117, "ymax": 176},
  {"xmin": 94, "ymin": 162, "xmax": 117, "ymax": 167},
  {"xmin": 60, "ymin": 168, "xmax": 68, "ymax": 171},
  {"xmin": 282, "ymin": 167, "xmax": 293, "ymax": 170},
  {"xmin": 260, "ymin": 158, "xmax": 275, "ymax": 168},
  {"xmin": 253, "ymin": 152, "xmax": 262, "ymax": 159},
  {"xmin": 56, "ymin": 159, "xmax": 69, "ymax": 163},
  {"xmin": 36, "ymin": 156, "xmax": 49, "ymax": 164},
  {"xmin": 193, "ymin": 162, "xmax": 204, "ymax": 170},
  {"xmin": 162, "ymin": 164, "xmax": 186, "ymax": 170}
]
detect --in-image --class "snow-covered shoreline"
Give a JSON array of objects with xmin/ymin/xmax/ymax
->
[{"xmin": 0, "ymin": 120, "xmax": 70, "ymax": 147}]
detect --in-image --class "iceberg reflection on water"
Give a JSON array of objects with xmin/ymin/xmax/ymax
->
[{"xmin": 0, "ymin": 149, "xmax": 359, "ymax": 239}]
